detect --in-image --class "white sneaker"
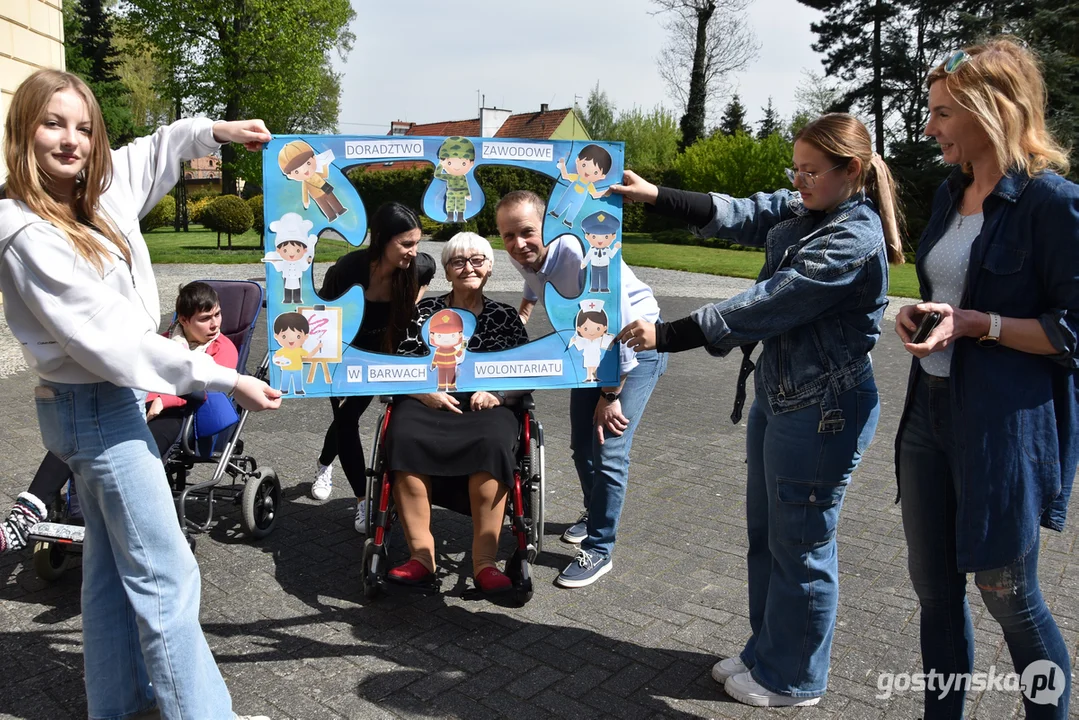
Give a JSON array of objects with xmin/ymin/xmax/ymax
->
[
  {"xmin": 235, "ymin": 715, "xmax": 271, "ymax": 720},
  {"xmin": 723, "ymin": 671, "xmax": 821, "ymax": 707},
  {"xmin": 711, "ymin": 656, "xmax": 749, "ymax": 684},
  {"xmin": 311, "ymin": 463, "xmax": 333, "ymax": 501},
  {"xmin": 354, "ymin": 498, "xmax": 367, "ymax": 534}
]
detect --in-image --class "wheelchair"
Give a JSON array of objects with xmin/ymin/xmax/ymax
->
[
  {"xmin": 28, "ymin": 280, "xmax": 281, "ymax": 580},
  {"xmin": 360, "ymin": 393, "xmax": 545, "ymax": 606}
]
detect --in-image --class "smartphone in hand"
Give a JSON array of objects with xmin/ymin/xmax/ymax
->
[{"xmin": 911, "ymin": 311, "xmax": 942, "ymax": 344}]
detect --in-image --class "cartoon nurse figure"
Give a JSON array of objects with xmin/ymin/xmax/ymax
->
[
  {"xmin": 278, "ymin": 140, "xmax": 348, "ymax": 222},
  {"xmin": 429, "ymin": 309, "xmax": 468, "ymax": 391},
  {"xmin": 568, "ymin": 299, "xmax": 614, "ymax": 382},
  {"xmin": 263, "ymin": 212, "xmax": 317, "ymax": 304}
]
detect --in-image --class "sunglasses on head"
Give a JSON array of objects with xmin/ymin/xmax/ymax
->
[{"xmin": 943, "ymin": 50, "xmax": 971, "ymax": 74}]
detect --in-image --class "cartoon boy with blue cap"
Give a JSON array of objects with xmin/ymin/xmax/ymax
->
[{"xmin": 579, "ymin": 211, "xmax": 622, "ymax": 293}]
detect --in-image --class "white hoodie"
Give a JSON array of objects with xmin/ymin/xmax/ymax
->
[{"xmin": 0, "ymin": 118, "xmax": 238, "ymax": 395}]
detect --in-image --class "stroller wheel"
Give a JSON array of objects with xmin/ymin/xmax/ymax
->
[
  {"xmin": 361, "ymin": 538, "xmax": 385, "ymax": 600},
  {"xmin": 33, "ymin": 541, "xmax": 71, "ymax": 582},
  {"xmin": 241, "ymin": 467, "xmax": 280, "ymax": 539}
]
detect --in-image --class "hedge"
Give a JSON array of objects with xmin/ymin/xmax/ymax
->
[{"xmin": 247, "ymin": 195, "xmax": 264, "ymax": 237}]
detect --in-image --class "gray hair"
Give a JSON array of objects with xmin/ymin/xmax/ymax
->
[{"xmin": 441, "ymin": 231, "xmax": 494, "ymax": 268}]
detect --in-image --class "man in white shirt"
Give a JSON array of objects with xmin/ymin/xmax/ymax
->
[{"xmin": 498, "ymin": 190, "xmax": 667, "ymax": 588}]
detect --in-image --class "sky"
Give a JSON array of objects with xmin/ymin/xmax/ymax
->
[{"xmin": 334, "ymin": 0, "xmax": 827, "ymax": 136}]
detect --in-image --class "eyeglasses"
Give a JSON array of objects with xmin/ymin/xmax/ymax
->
[
  {"xmin": 447, "ymin": 254, "xmax": 488, "ymax": 270},
  {"xmin": 785, "ymin": 164, "xmax": 843, "ymax": 189},
  {"xmin": 943, "ymin": 49, "xmax": 971, "ymax": 74}
]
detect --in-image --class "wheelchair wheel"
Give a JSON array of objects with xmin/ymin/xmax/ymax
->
[
  {"xmin": 33, "ymin": 541, "xmax": 71, "ymax": 582},
  {"xmin": 527, "ymin": 431, "xmax": 544, "ymax": 560},
  {"xmin": 506, "ymin": 548, "xmax": 533, "ymax": 606},
  {"xmin": 361, "ymin": 538, "xmax": 386, "ymax": 600},
  {"xmin": 241, "ymin": 467, "xmax": 280, "ymax": 539}
]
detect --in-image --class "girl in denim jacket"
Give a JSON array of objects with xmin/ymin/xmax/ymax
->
[
  {"xmin": 614, "ymin": 113, "xmax": 905, "ymax": 707},
  {"xmin": 894, "ymin": 38, "xmax": 1078, "ymax": 720}
]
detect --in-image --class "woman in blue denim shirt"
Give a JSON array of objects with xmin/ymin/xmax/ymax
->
[
  {"xmin": 615, "ymin": 113, "xmax": 905, "ymax": 707},
  {"xmin": 894, "ymin": 38, "xmax": 1078, "ymax": 720}
]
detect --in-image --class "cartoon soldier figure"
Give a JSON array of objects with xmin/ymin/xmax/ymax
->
[
  {"xmin": 580, "ymin": 211, "xmax": 622, "ymax": 293},
  {"xmin": 429, "ymin": 310, "xmax": 467, "ymax": 391},
  {"xmin": 278, "ymin": 140, "xmax": 349, "ymax": 222},
  {"xmin": 434, "ymin": 137, "xmax": 476, "ymax": 223}
]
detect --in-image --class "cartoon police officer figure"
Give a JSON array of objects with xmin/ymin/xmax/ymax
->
[
  {"xmin": 429, "ymin": 309, "xmax": 468, "ymax": 391},
  {"xmin": 263, "ymin": 212, "xmax": 317, "ymax": 304},
  {"xmin": 568, "ymin": 298, "xmax": 614, "ymax": 383},
  {"xmin": 434, "ymin": 137, "xmax": 476, "ymax": 223},
  {"xmin": 278, "ymin": 139, "xmax": 348, "ymax": 222},
  {"xmin": 580, "ymin": 211, "xmax": 622, "ymax": 293}
]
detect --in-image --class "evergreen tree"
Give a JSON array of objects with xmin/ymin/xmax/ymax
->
[
  {"xmin": 64, "ymin": 0, "xmax": 137, "ymax": 145},
  {"xmin": 718, "ymin": 94, "xmax": 750, "ymax": 136},
  {"xmin": 757, "ymin": 97, "xmax": 783, "ymax": 138}
]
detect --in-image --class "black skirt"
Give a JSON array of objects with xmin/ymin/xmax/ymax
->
[{"xmin": 385, "ymin": 396, "xmax": 519, "ymax": 487}]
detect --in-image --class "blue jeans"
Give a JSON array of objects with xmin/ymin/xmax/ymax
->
[
  {"xmin": 34, "ymin": 381, "xmax": 234, "ymax": 720},
  {"xmin": 551, "ymin": 185, "xmax": 587, "ymax": 226},
  {"xmin": 899, "ymin": 372, "xmax": 1071, "ymax": 719},
  {"xmin": 569, "ymin": 349, "xmax": 667, "ymax": 558},
  {"xmin": 280, "ymin": 368, "xmax": 304, "ymax": 394},
  {"xmin": 740, "ymin": 374, "xmax": 879, "ymax": 698}
]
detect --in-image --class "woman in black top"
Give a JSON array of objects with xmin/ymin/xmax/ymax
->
[{"xmin": 312, "ymin": 202, "xmax": 436, "ymax": 534}]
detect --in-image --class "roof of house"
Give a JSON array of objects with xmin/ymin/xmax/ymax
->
[{"xmin": 491, "ymin": 107, "xmax": 573, "ymax": 139}]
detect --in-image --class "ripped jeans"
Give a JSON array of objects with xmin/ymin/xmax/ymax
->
[{"xmin": 900, "ymin": 372, "xmax": 1071, "ymax": 720}]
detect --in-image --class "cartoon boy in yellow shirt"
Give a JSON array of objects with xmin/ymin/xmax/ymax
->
[
  {"xmin": 272, "ymin": 312, "xmax": 322, "ymax": 396},
  {"xmin": 549, "ymin": 144, "xmax": 612, "ymax": 229}
]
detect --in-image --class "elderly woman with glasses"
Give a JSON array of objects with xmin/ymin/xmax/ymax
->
[
  {"xmin": 384, "ymin": 232, "xmax": 530, "ymax": 594},
  {"xmin": 894, "ymin": 38, "xmax": 1079, "ymax": 720}
]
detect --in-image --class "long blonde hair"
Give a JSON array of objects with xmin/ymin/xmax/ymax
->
[
  {"xmin": 926, "ymin": 37, "xmax": 1070, "ymax": 177},
  {"xmin": 795, "ymin": 113, "xmax": 906, "ymax": 264},
  {"xmin": 3, "ymin": 69, "xmax": 129, "ymax": 272}
]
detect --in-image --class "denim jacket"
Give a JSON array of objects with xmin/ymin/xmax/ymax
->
[
  {"xmin": 895, "ymin": 168, "xmax": 1079, "ymax": 572},
  {"xmin": 690, "ymin": 189, "xmax": 889, "ymax": 422}
]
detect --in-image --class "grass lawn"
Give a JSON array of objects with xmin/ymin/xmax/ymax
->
[{"xmin": 145, "ymin": 225, "xmax": 920, "ymax": 298}]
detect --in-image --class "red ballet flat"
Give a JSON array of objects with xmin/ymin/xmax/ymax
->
[
  {"xmin": 475, "ymin": 566, "xmax": 513, "ymax": 594},
  {"xmin": 387, "ymin": 559, "xmax": 435, "ymax": 585}
]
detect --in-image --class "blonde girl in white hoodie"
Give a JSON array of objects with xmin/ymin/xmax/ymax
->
[{"xmin": 0, "ymin": 69, "xmax": 279, "ymax": 720}]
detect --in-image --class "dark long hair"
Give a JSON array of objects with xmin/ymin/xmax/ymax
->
[{"xmin": 368, "ymin": 202, "xmax": 422, "ymax": 352}]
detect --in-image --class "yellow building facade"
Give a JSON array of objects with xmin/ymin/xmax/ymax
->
[{"xmin": 0, "ymin": 0, "xmax": 65, "ymax": 180}]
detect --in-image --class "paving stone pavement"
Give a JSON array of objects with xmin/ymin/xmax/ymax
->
[{"xmin": 0, "ymin": 259, "xmax": 1076, "ymax": 719}]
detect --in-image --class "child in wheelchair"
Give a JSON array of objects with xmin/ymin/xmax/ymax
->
[{"xmin": 0, "ymin": 281, "xmax": 236, "ymax": 553}]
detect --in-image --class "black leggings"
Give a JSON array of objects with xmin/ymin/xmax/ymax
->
[
  {"xmin": 28, "ymin": 412, "xmax": 186, "ymax": 502},
  {"xmin": 320, "ymin": 395, "xmax": 373, "ymax": 498}
]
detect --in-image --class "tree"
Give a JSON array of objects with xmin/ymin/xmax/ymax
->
[
  {"xmin": 581, "ymin": 82, "xmax": 616, "ymax": 140},
  {"xmin": 610, "ymin": 106, "xmax": 682, "ymax": 167},
  {"xmin": 652, "ymin": 0, "xmax": 760, "ymax": 148},
  {"xmin": 757, "ymin": 97, "xmax": 783, "ymax": 138},
  {"xmin": 64, "ymin": 0, "xmax": 137, "ymax": 145},
  {"xmin": 794, "ymin": 69, "xmax": 843, "ymax": 117},
  {"xmin": 125, "ymin": 0, "xmax": 356, "ymax": 194},
  {"xmin": 112, "ymin": 19, "xmax": 174, "ymax": 136},
  {"xmin": 675, "ymin": 132, "xmax": 792, "ymax": 197},
  {"xmin": 718, "ymin": 94, "xmax": 750, "ymax": 136}
]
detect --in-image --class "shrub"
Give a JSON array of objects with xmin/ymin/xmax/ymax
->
[
  {"xmin": 433, "ymin": 220, "xmax": 478, "ymax": 240},
  {"xmin": 188, "ymin": 196, "xmax": 215, "ymax": 225},
  {"xmin": 140, "ymin": 194, "xmax": 175, "ymax": 233},
  {"xmin": 674, "ymin": 132, "xmax": 791, "ymax": 198},
  {"xmin": 202, "ymin": 195, "xmax": 253, "ymax": 248},
  {"xmin": 247, "ymin": 195, "xmax": 264, "ymax": 237},
  {"xmin": 651, "ymin": 229, "xmax": 696, "ymax": 246}
]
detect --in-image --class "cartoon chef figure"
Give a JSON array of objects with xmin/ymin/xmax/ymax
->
[
  {"xmin": 263, "ymin": 212, "xmax": 317, "ymax": 304},
  {"xmin": 568, "ymin": 298, "xmax": 615, "ymax": 383}
]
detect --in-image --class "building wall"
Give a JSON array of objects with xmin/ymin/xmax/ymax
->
[
  {"xmin": 550, "ymin": 111, "xmax": 591, "ymax": 141},
  {"xmin": 0, "ymin": 0, "xmax": 65, "ymax": 181}
]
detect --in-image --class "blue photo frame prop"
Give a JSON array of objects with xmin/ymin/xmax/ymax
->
[{"xmin": 263, "ymin": 134, "xmax": 626, "ymax": 398}]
